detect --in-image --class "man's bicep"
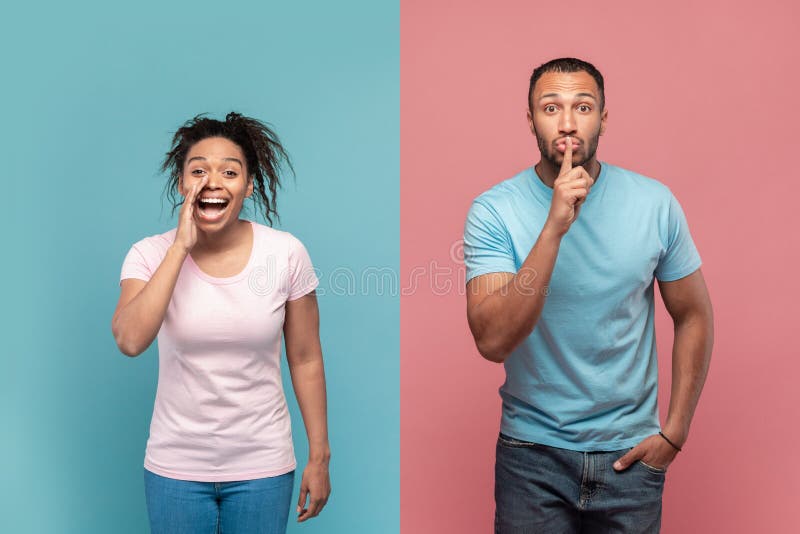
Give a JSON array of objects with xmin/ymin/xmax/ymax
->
[
  {"xmin": 464, "ymin": 200, "xmax": 516, "ymax": 280},
  {"xmin": 655, "ymin": 192, "xmax": 701, "ymax": 281},
  {"xmin": 466, "ymin": 272, "xmax": 515, "ymax": 315},
  {"xmin": 657, "ymin": 268, "xmax": 712, "ymax": 323}
]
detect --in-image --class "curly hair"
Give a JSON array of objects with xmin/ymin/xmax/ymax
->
[
  {"xmin": 161, "ymin": 112, "xmax": 293, "ymax": 226},
  {"xmin": 528, "ymin": 57, "xmax": 605, "ymax": 113}
]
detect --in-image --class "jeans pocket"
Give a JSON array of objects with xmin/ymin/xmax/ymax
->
[
  {"xmin": 497, "ymin": 433, "xmax": 538, "ymax": 448},
  {"xmin": 637, "ymin": 459, "xmax": 667, "ymax": 474}
]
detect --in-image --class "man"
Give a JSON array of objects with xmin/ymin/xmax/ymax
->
[{"xmin": 463, "ymin": 57, "xmax": 713, "ymax": 533}]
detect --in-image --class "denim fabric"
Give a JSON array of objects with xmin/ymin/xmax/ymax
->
[
  {"xmin": 495, "ymin": 434, "xmax": 664, "ymax": 533},
  {"xmin": 144, "ymin": 468, "xmax": 294, "ymax": 534}
]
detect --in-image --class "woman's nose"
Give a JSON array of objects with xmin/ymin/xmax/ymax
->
[{"xmin": 205, "ymin": 171, "xmax": 223, "ymax": 187}]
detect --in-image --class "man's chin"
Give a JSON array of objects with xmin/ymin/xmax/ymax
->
[
  {"xmin": 560, "ymin": 155, "xmax": 580, "ymax": 165},
  {"xmin": 547, "ymin": 154, "xmax": 587, "ymax": 168},
  {"xmin": 560, "ymin": 151, "xmax": 594, "ymax": 168}
]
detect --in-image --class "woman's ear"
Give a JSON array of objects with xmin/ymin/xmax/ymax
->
[{"xmin": 246, "ymin": 175, "xmax": 254, "ymax": 198}]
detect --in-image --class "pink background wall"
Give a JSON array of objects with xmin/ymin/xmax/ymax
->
[{"xmin": 401, "ymin": 1, "xmax": 799, "ymax": 532}]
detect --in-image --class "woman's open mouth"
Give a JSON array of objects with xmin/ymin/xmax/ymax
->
[{"xmin": 196, "ymin": 197, "xmax": 230, "ymax": 222}]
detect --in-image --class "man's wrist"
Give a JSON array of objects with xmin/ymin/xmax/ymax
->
[
  {"xmin": 539, "ymin": 223, "xmax": 565, "ymax": 244},
  {"xmin": 660, "ymin": 423, "xmax": 688, "ymax": 449},
  {"xmin": 658, "ymin": 431, "xmax": 682, "ymax": 452}
]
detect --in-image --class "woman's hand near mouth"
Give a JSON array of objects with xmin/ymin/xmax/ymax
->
[
  {"xmin": 112, "ymin": 174, "xmax": 208, "ymax": 357},
  {"xmin": 175, "ymin": 176, "xmax": 208, "ymax": 254}
]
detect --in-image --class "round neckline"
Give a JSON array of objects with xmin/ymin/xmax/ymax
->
[
  {"xmin": 185, "ymin": 220, "xmax": 257, "ymax": 285},
  {"xmin": 529, "ymin": 161, "xmax": 609, "ymax": 202}
]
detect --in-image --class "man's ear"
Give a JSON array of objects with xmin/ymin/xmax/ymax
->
[
  {"xmin": 527, "ymin": 109, "xmax": 534, "ymax": 133},
  {"xmin": 599, "ymin": 107, "xmax": 608, "ymax": 136}
]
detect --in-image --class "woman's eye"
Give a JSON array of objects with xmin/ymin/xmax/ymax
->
[
  {"xmin": 224, "ymin": 170, "xmax": 238, "ymax": 177},
  {"xmin": 191, "ymin": 169, "xmax": 206, "ymax": 175}
]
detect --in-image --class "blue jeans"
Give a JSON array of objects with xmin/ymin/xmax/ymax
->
[
  {"xmin": 144, "ymin": 468, "xmax": 294, "ymax": 534},
  {"xmin": 495, "ymin": 433, "xmax": 665, "ymax": 533}
]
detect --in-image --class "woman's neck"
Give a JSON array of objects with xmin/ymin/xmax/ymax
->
[{"xmin": 193, "ymin": 219, "xmax": 251, "ymax": 255}]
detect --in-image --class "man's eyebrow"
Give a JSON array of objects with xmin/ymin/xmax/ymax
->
[
  {"xmin": 186, "ymin": 156, "xmax": 243, "ymax": 166},
  {"xmin": 538, "ymin": 92, "xmax": 598, "ymax": 101}
]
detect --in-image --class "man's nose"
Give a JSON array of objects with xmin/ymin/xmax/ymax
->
[{"xmin": 558, "ymin": 110, "xmax": 577, "ymax": 134}]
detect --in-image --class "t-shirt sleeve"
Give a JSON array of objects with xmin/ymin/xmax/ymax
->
[
  {"xmin": 120, "ymin": 242, "xmax": 154, "ymax": 285},
  {"xmin": 654, "ymin": 191, "xmax": 702, "ymax": 281},
  {"xmin": 287, "ymin": 236, "xmax": 319, "ymax": 301},
  {"xmin": 463, "ymin": 199, "xmax": 516, "ymax": 283}
]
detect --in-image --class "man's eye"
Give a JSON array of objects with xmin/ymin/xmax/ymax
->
[
  {"xmin": 544, "ymin": 105, "xmax": 557, "ymax": 113},
  {"xmin": 578, "ymin": 105, "xmax": 591, "ymax": 112}
]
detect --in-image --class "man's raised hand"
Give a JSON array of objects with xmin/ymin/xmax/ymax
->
[{"xmin": 544, "ymin": 137, "xmax": 594, "ymax": 237}]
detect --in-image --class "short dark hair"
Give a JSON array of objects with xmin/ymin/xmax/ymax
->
[
  {"xmin": 161, "ymin": 112, "xmax": 293, "ymax": 226},
  {"xmin": 528, "ymin": 57, "xmax": 605, "ymax": 112}
]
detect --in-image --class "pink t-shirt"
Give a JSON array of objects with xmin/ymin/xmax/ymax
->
[{"xmin": 119, "ymin": 220, "xmax": 318, "ymax": 482}]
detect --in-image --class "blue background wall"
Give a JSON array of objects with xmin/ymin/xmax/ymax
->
[{"xmin": 3, "ymin": 1, "xmax": 398, "ymax": 532}]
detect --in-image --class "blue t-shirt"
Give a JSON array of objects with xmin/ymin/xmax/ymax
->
[{"xmin": 463, "ymin": 163, "xmax": 701, "ymax": 451}]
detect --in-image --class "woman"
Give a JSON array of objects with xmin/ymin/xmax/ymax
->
[{"xmin": 111, "ymin": 112, "xmax": 331, "ymax": 534}]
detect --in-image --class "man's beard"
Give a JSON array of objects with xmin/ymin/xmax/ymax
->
[{"xmin": 534, "ymin": 124, "xmax": 601, "ymax": 169}]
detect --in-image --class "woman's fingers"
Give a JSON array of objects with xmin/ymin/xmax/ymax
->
[
  {"xmin": 184, "ymin": 176, "xmax": 206, "ymax": 217},
  {"xmin": 175, "ymin": 176, "xmax": 207, "ymax": 252},
  {"xmin": 296, "ymin": 484, "xmax": 309, "ymax": 519},
  {"xmin": 296, "ymin": 470, "xmax": 330, "ymax": 522}
]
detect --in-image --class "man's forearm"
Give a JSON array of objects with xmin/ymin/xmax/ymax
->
[
  {"xmin": 470, "ymin": 227, "xmax": 562, "ymax": 362},
  {"xmin": 662, "ymin": 312, "xmax": 714, "ymax": 445}
]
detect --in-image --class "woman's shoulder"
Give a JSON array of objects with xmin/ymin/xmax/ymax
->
[
  {"xmin": 250, "ymin": 221, "xmax": 307, "ymax": 250},
  {"xmin": 128, "ymin": 227, "xmax": 178, "ymax": 259}
]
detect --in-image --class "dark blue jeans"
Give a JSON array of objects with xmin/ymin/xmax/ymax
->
[
  {"xmin": 495, "ymin": 433, "xmax": 665, "ymax": 533},
  {"xmin": 144, "ymin": 468, "xmax": 294, "ymax": 534}
]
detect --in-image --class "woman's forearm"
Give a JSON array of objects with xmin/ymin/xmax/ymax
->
[
  {"xmin": 112, "ymin": 244, "xmax": 187, "ymax": 356},
  {"xmin": 289, "ymin": 357, "xmax": 330, "ymax": 461}
]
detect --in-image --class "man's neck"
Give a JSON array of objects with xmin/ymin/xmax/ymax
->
[{"xmin": 535, "ymin": 157, "xmax": 602, "ymax": 189}]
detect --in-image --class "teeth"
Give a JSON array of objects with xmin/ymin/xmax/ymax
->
[{"xmin": 199, "ymin": 198, "xmax": 228, "ymax": 204}]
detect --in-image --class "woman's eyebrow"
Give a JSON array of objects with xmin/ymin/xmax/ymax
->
[{"xmin": 186, "ymin": 156, "xmax": 243, "ymax": 166}]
